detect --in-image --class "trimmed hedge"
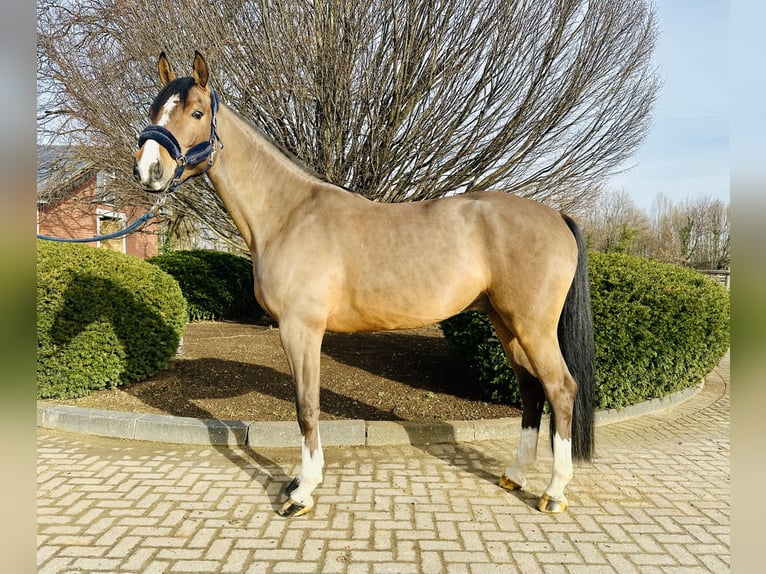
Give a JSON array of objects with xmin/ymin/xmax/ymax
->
[
  {"xmin": 588, "ymin": 252, "xmax": 729, "ymax": 408},
  {"xmin": 440, "ymin": 312, "xmax": 520, "ymax": 405},
  {"xmin": 441, "ymin": 252, "xmax": 730, "ymax": 411},
  {"xmin": 147, "ymin": 250, "xmax": 262, "ymax": 322},
  {"xmin": 37, "ymin": 241, "xmax": 188, "ymax": 399}
]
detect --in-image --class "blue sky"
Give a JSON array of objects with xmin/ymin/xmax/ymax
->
[{"xmin": 607, "ymin": 0, "xmax": 729, "ymax": 211}]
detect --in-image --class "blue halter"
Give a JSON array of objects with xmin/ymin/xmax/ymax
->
[{"xmin": 137, "ymin": 89, "xmax": 222, "ymax": 193}]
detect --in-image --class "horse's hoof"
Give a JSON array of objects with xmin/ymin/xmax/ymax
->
[
  {"xmin": 537, "ymin": 493, "xmax": 568, "ymax": 513},
  {"xmin": 284, "ymin": 476, "xmax": 300, "ymax": 497},
  {"xmin": 498, "ymin": 474, "xmax": 523, "ymax": 491},
  {"xmin": 278, "ymin": 498, "xmax": 312, "ymax": 518}
]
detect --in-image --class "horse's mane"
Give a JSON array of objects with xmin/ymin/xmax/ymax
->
[
  {"xmin": 155, "ymin": 77, "xmax": 356, "ymax": 193},
  {"xmin": 230, "ymin": 105, "xmax": 356, "ymax": 193}
]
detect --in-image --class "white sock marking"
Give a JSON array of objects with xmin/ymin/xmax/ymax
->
[
  {"xmin": 504, "ymin": 426, "xmax": 539, "ymax": 487},
  {"xmin": 545, "ymin": 432, "xmax": 573, "ymax": 500},
  {"xmin": 290, "ymin": 433, "xmax": 324, "ymax": 506}
]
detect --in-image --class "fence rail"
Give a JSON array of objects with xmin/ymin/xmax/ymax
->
[{"xmin": 698, "ymin": 269, "xmax": 730, "ymax": 289}]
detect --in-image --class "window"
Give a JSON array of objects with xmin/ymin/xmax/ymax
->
[
  {"xmin": 97, "ymin": 209, "xmax": 126, "ymax": 253},
  {"xmin": 97, "ymin": 171, "xmax": 118, "ymax": 205}
]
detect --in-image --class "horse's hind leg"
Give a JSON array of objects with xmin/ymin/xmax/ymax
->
[
  {"xmin": 489, "ymin": 312, "xmax": 545, "ymax": 492},
  {"xmin": 500, "ymin": 358, "xmax": 546, "ymax": 492},
  {"xmin": 520, "ymin": 331, "xmax": 578, "ymax": 513},
  {"xmin": 277, "ymin": 317, "xmax": 325, "ymax": 518},
  {"xmin": 490, "ymin": 311, "xmax": 577, "ymax": 513}
]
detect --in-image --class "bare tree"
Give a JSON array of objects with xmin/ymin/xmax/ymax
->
[
  {"xmin": 677, "ymin": 195, "xmax": 730, "ymax": 270},
  {"xmin": 705, "ymin": 198, "xmax": 730, "ymax": 270},
  {"xmin": 38, "ymin": 0, "xmax": 659, "ymax": 250},
  {"xmin": 583, "ymin": 190, "xmax": 730, "ymax": 271},
  {"xmin": 579, "ymin": 188, "xmax": 650, "ymax": 254}
]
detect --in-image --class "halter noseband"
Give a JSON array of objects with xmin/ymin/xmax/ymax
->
[{"xmin": 137, "ymin": 89, "xmax": 222, "ymax": 193}]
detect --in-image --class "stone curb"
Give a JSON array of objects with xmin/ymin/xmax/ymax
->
[{"xmin": 37, "ymin": 381, "xmax": 703, "ymax": 447}]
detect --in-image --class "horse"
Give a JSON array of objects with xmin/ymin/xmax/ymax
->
[{"xmin": 134, "ymin": 51, "xmax": 595, "ymax": 518}]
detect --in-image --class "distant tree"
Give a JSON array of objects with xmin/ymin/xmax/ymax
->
[
  {"xmin": 580, "ymin": 188, "xmax": 650, "ymax": 254},
  {"xmin": 38, "ymin": 0, "xmax": 659, "ymax": 250},
  {"xmin": 644, "ymin": 192, "xmax": 680, "ymax": 264},
  {"xmin": 584, "ymin": 190, "xmax": 730, "ymax": 270},
  {"xmin": 678, "ymin": 195, "xmax": 730, "ymax": 269}
]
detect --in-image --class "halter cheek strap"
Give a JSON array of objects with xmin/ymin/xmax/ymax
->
[{"xmin": 137, "ymin": 89, "xmax": 222, "ymax": 193}]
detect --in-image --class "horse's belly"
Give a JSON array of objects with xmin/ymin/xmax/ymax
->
[{"xmin": 326, "ymin": 269, "xmax": 485, "ymax": 332}]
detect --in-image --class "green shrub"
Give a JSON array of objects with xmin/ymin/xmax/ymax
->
[
  {"xmin": 441, "ymin": 253, "xmax": 730, "ymax": 410},
  {"xmin": 37, "ymin": 241, "xmax": 188, "ymax": 399},
  {"xmin": 147, "ymin": 250, "xmax": 262, "ymax": 322},
  {"xmin": 588, "ymin": 252, "xmax": 729, "ymax": 409},
  {"xmin": 440, "ymin": 312, "xmax": 522, "ymax": 405}
]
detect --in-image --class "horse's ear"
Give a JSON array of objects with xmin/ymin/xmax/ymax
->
[
  {"xmin": 158, "ymin": 52, "xmax": 176, "ymax": 85},
  {"xmin": 192, "ymin": 51, "xmax": 209, "ymax": 88}
]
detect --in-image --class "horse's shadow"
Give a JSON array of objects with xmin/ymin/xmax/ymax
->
[
  {"xmin": 48, "ymin": 273, "xmax": 294, "ymax": 511},
  {"xmin": 320, "ymin": 330, "xmax": 485, "ymax": 402},
  {"xmin": 137, "ymin": 337, "xmax": 518, "ymax": 507},
  {"xmin": 50, "ymin": 277, "xmax": 520, "ymax": 511},
  {"xmin": 124, "ymin": 355, "xmax": 514, "ymax": 509}
]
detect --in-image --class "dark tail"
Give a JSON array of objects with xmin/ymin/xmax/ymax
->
[{"xmin": 554, "ymin": 214, "xmax": 595, "ymax": 462}]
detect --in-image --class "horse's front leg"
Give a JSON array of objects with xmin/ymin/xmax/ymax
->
[{"xmin": 277, "ymin": 318, "xmax": 325, "ymax": 518}]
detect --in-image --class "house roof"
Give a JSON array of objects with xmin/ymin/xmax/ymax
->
[{"xmin": 37, "ymin": 145, "xmax": 97, "ymax": 199}]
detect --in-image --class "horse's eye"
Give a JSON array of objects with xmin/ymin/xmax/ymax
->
[{"xmin": 192, "ymin": 110, "xmax": 204, "ymax": 120}]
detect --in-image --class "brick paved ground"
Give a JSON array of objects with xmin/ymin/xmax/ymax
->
[{"xmin": 37, "ymin": 355, "xmax": 729, "ymax": 573}]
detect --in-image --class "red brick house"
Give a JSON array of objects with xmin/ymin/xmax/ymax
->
[{"xmin": 37, "ymin": 146, "xmax": 160, "ymax": 259}]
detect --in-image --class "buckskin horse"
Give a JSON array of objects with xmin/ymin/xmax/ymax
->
[{"xmin": 134, "ymin": 52, "xmax": 595, "ymax": 518}]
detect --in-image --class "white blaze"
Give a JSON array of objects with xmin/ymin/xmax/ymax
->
[
  {"xmin": 157, "ymin": 94, "xmax": 179, "ymax": 127},
  {"xmin": 136, "ymin": 94, "xmax": 180, "ymax": 184}
]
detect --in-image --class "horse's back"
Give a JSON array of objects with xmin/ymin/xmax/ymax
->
[{"xmin": 317, "ymin": 190, "xmax": 577, "ymax": 332}]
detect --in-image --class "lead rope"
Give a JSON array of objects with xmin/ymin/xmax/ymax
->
[
  {"xmin": 40, "ymin": 90, "xmax": 221, "ymax": 243},
  {"xmin": 36, "ymin": 194, "xmax": 168, "ymax": 243}
]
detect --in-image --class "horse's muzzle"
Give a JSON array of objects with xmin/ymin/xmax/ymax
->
[{"xmin": 133, "ymin": 156, "xmax": 171, "ymax": 193}]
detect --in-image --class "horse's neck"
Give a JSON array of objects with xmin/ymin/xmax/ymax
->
[{"xmin": 207, "ymin": 104, "xmax": 321, "ymax": 253}]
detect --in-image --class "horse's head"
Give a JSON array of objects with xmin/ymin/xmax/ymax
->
[{"xmin": 134, "ymin": 51, "xmax": 220, "ymax": 193}]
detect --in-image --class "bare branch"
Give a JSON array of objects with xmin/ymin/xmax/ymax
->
[{"xmin": 37, "ymin": 0, "xmax": 659, "ymax": 249}]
